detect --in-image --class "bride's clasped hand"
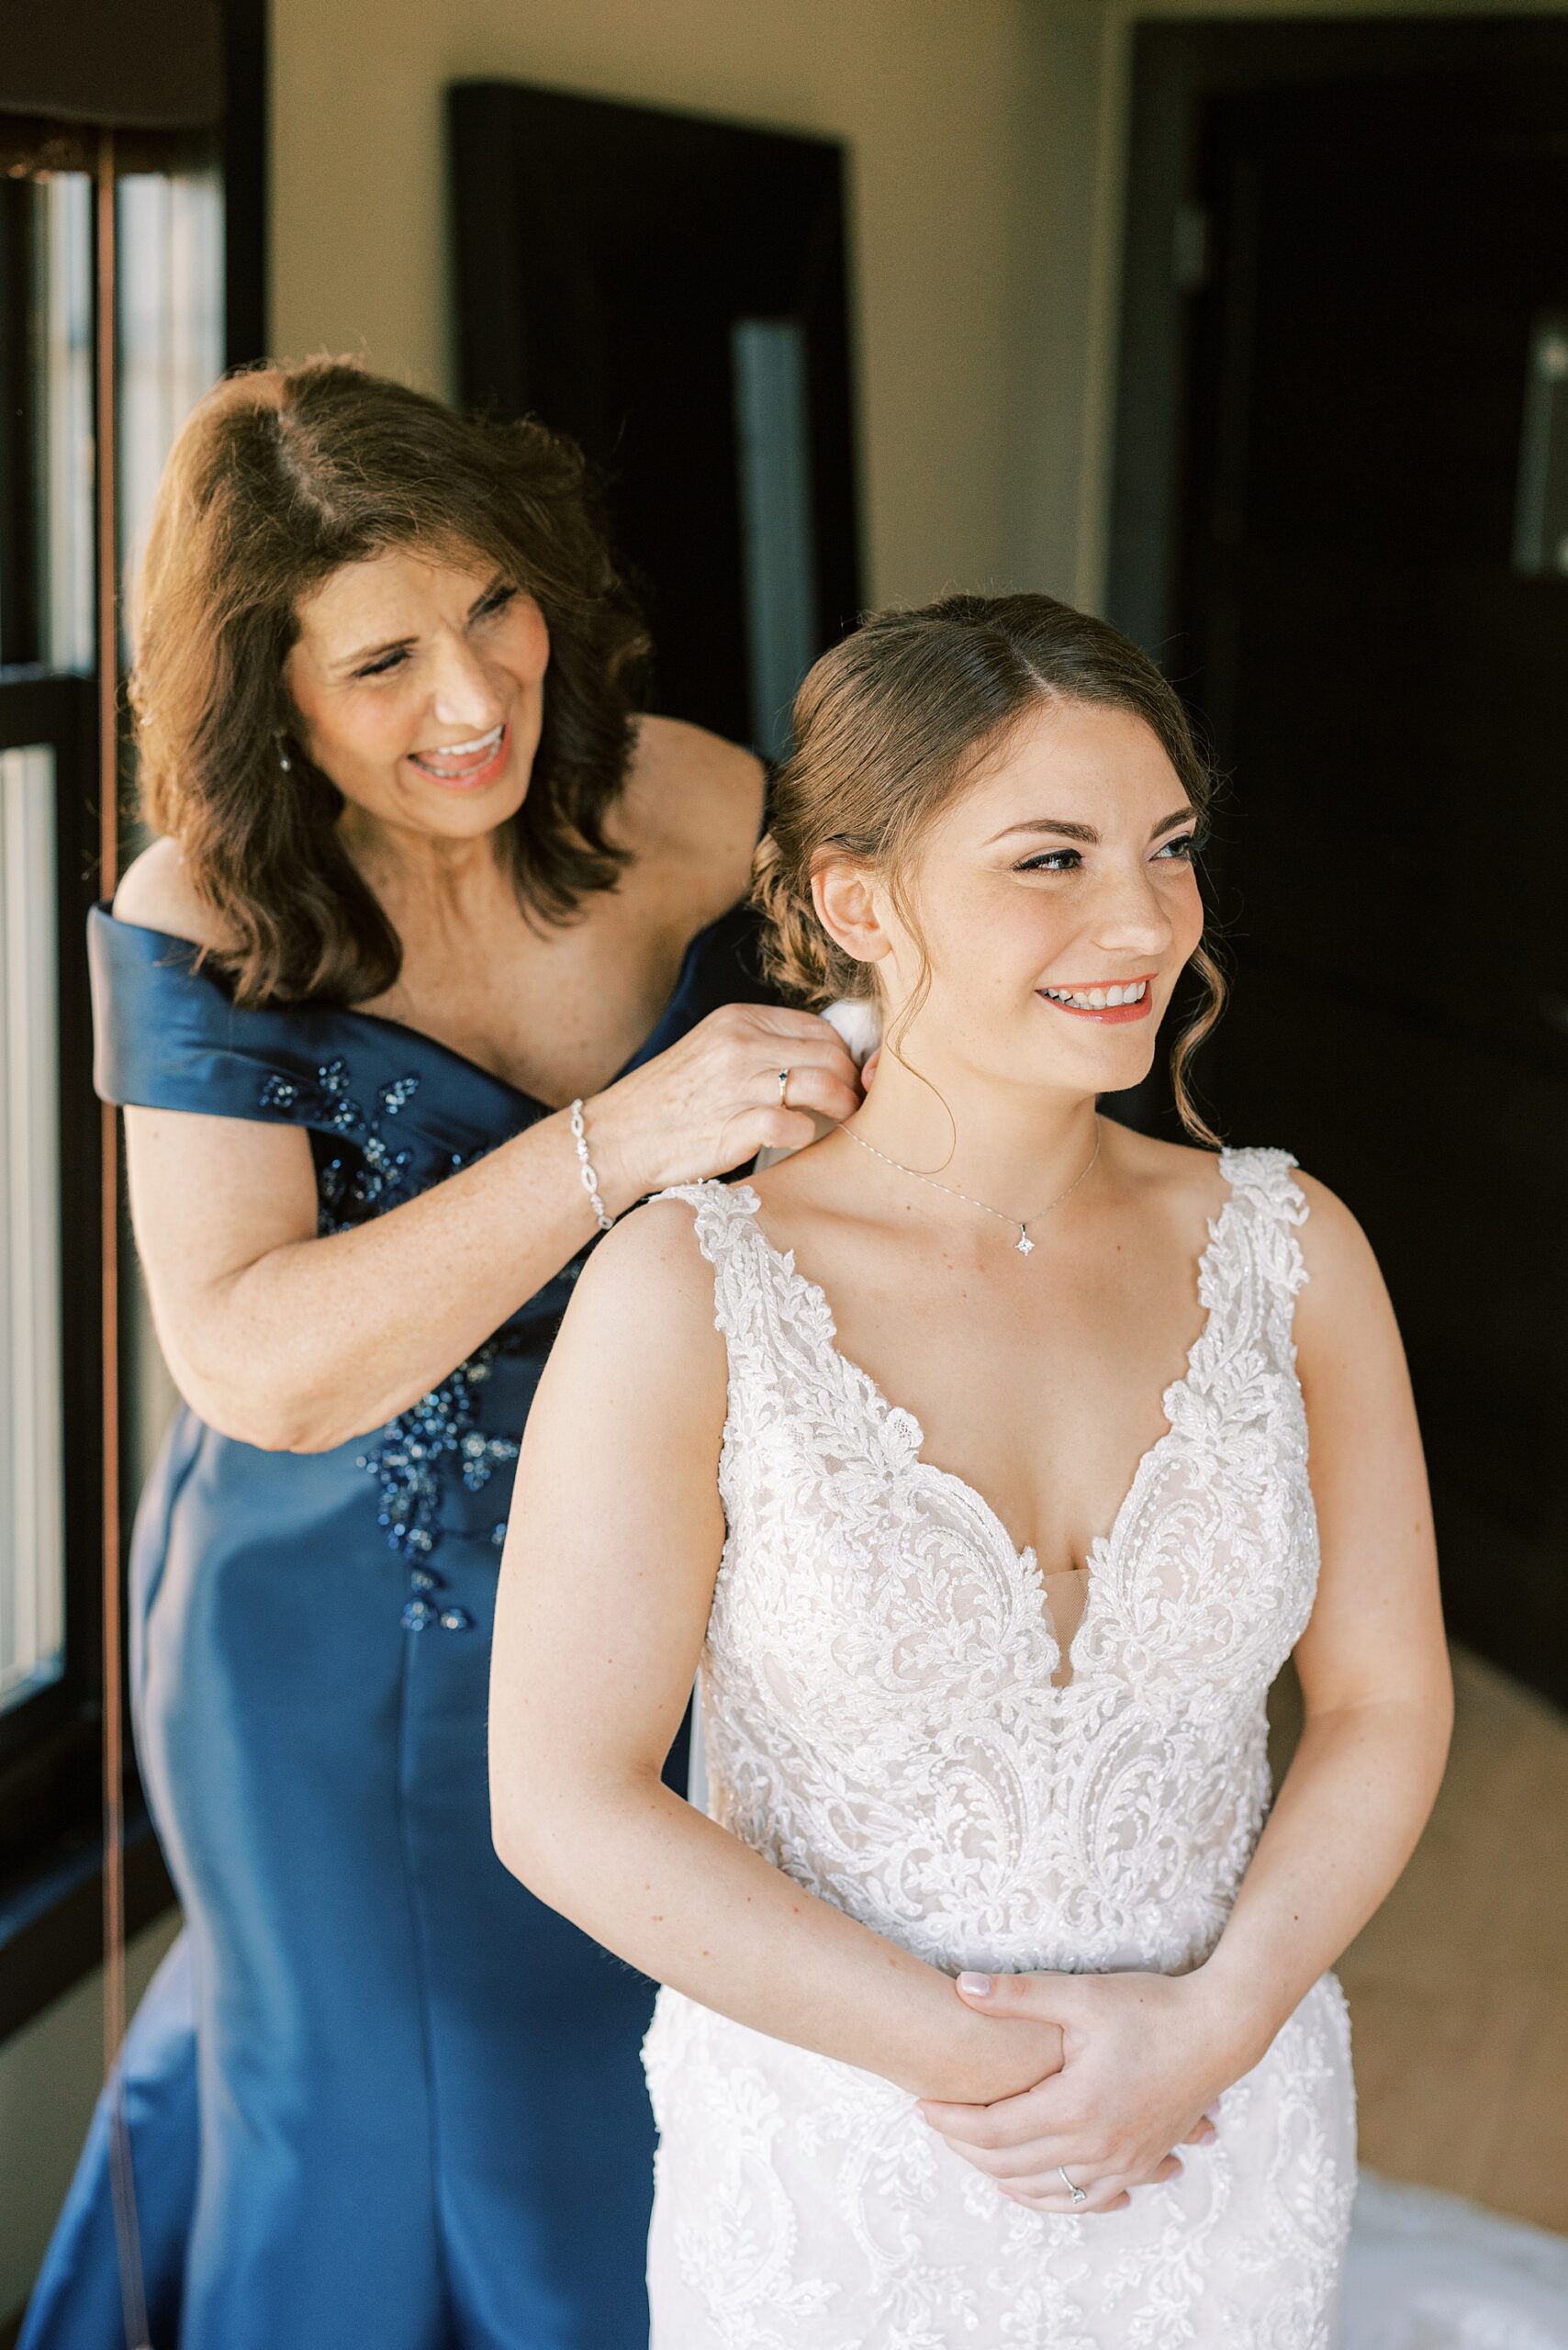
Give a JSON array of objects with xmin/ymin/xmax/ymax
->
[{"xmin": 924, "ymin": 1965, "xmax": 1237, "ymax": 2214}]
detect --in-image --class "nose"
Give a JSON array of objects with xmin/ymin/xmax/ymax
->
[
  {"xmin": 1089, "ymin": 854, "xmax": 1176, "ymax": 959},
  {"xmin": 425, "ymin": 629, "xmax": 505, "ymax": 732}
]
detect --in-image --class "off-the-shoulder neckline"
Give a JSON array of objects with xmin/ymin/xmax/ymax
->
[{"xmin": 91, "ymin": 899, "xmax": 746, "ymax": 1114}]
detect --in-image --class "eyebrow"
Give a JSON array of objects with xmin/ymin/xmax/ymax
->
[
  {"xmin": 986, "ymin": 805, "xmax": 1199, "ymax": 847},
  {"xmin": 337, "ymin": 579, "xmax": 508, "ymax": 673}
]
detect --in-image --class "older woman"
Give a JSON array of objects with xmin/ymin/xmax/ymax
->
[{"xmin": 21, "ymin": 361, "xmax": 860, "ymax": 2350}]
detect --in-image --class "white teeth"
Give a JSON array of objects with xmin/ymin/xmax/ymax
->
[
  {"xmin": 1042, "ymin": 979, "xmax": 1148, "ymax": 1010},
  {"xmin": 413, "ymin": 722, "xmax": 504, "ymax": 769}
]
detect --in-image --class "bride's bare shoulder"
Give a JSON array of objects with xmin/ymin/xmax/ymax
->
[
  {"xmin": 1099, "ymin": 1117, "xmax": 1228, "ymax": 1218},
  {"xmin": 565, "ymin": 1190, "xmax": 734, "ymax": 1359},
  {"xmin": 523, "ymin": 1193, "xmax": 734, "ymax": 1473},
  {"xmin": 1111, "ymin": 1122, "xmax": 1388, "ymax": 1320},
  {"xmin": 1289, "ymin": 1169, "xmax": 1389, "ymax": 1328}
]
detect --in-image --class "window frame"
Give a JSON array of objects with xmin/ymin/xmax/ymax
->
[
  {"xmin": 0, "ymin": 0, "xmax": 266, "ymax": 2041},
  {"xmin": 0, "ymin": 675, "xmax": 100, "ymax": 1785},
  {"xmin": 0, "ymin": 671, "xmax": 166, "ymax": 2040}
]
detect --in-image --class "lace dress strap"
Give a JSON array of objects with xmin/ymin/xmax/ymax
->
[
  {"xmin": 1217, "ymin": 1145, "xmax": 1306, "ymax": 1228},
  {"xmin": 1204, "ymin": 1147, "xmax": 1312, "ymax": 1375},
  {"xmin": 656, "ymin": 1178, "xmax": 761, "ymax": 1267},
  {"xmin": 655, "ymin": 1178, "xmax": 849, "ymax": 1422},
  {"xmin": 1217, "ymin": 1147, "xmax": 1309, "ymax": 1273},
  {"xmin": 656, "ymin": 1179, "xmax": 767, "ymax": 1339}
]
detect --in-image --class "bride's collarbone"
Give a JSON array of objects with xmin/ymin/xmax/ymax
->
[
  {"xmin": 783, "ymin": 1251, "xmax": 1199, "ymax": 1577},
  {"xmin": 750, "ymin": 1132, "xmax": 1226, "ymax": 1571},
  {"xmin": 878, "ymin": 1373, "xmax": 1172, "ymax": 1578}
]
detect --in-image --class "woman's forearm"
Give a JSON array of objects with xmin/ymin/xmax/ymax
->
[
  {"xmin": 162, "ymin": 1105, "xmax": 610, "ymax": 1449},
  {"xmin": 141, "ymin": 1001, "xmax": 864, "ymax": 1453},
  {"xmin": 1192, "ymin": 1690, "xmax": 1450, "ymax": 2067},
  {"xmin": 495, "ymin": 1774, "xmax": 1064, "ymax": 2107}
]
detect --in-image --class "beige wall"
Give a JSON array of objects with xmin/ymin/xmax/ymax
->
[{"xmin": 271, "ymin": 0, "xmax": 1106, "ymax": 610}]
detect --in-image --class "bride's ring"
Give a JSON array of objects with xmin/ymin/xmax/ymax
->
[
  {"xmin": 1058, "ymin": 2166, "xmax": 1088, "ymax": 2208},
  {"xmin": 776, "ymin": 1069, "xmax": 790, "ymax": 1107}
]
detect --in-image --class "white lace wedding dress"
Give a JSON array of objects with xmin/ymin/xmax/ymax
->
[{"xmin": 644, "ymin": 1148, "xmax": 1359, "ymax": 2349}]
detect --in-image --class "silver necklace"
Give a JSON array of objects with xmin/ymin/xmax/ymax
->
[{"xmin": 838, "ymin": 1116, "xmax": 1102, "ymax": 1258}]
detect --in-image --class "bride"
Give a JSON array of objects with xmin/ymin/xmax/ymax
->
[{"xmin": 488, "ymin": 592, "xmax": 1450, "ymax": 2347}]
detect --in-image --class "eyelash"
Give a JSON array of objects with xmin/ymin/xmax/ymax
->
[
  {"xmin": 1014, "ymin": 834, "xmax": 1203, "ymax": 876},
  {"xmin": 354, "ymin": 587, "xmax": 519, "ymax": 679}
]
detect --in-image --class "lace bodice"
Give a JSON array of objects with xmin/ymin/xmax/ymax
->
[
  {"xmin": 666, "ymin": 1147, "xmax": 1318, "ymax": 1981},
  {"xmin": 644, "ymin": 1150, "xmax": 1360, "ymax": 2349}
]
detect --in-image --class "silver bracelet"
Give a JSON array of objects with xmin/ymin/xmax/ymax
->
[{"xmin": 569, "ymin": 1097, "xmax": 615, "ymax": 1235}]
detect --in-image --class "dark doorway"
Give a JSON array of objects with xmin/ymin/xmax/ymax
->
[
  {"xmin": 448, "ymin": 81, "xmax": 861, "ymax": 753},
  {"xmin": 1110, "ymin": 20, "xmax": 1568, "ymax": 1707}
]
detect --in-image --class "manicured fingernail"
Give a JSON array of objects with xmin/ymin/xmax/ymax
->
[{"xmin": 958, "ymin": 1972, "xmax": 993, "ymax": 1997}]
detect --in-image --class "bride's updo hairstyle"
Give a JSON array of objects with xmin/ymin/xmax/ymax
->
[{"xmin": 753, "ymin": 592, "xmax": 1225, "ymax": 1142}]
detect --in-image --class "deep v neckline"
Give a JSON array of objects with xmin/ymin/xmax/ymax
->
[{"xmin": 733, "ymin": 1159, "xmax": 1245, "ymax": 1688}]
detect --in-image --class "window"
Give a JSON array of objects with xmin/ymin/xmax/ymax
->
[
  {"xmin": 0, "ymin": 744, "xmax": 64, "ymax": 1715},
  {"xmin": 0, "ymin": 155, "xmax": 102, "ymax": 1878},
  {"xmin": 0, "ymin": 164, "xmax": 91, "ymax": 1762},
  {"xmin": 0, "ymin": 125, "xmax": 233, "ymax": 2006},
  {"xmin": 0, "ymin": 0, "xmax": 261, "ymax": 2046},
  {"xmin": 118, "ymin": 170, "xmax": 225, "ymax": 632}
]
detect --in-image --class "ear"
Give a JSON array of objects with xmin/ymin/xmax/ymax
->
[{"xmin": 811, "ymin": 851, "xmax": 892, "ymax": 975}]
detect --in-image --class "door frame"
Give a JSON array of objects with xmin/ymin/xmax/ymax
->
[
  {"xmin": 1105, "ymin": 14, "xmax": 1568, "ymax": 662},
  {"xmin": 1103, "ymin": 16, "xmax": 1568, "ymax": 1706}
]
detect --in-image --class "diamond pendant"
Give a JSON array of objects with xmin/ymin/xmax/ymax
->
[{"xmin": 1015, "ymin": 1231, "xmax": 1035, "ymax": 1256}]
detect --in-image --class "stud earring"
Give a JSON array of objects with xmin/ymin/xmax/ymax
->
[{"xmin": 275, "ymin": 733, "xmax": 293, "ymax": 773}]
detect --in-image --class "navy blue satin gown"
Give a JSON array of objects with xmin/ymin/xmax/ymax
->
[{"xmin": 22, "ymin": 892, "xmax": 772, "ymax": 2350}]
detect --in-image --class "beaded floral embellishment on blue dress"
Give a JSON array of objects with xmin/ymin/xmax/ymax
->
[
  {"xmin": 258, "ymin": 1058, "xmax": 421, "ymax": 1232},
  {"xmin": 357, "ymin": 1346, "xmax": 519, "ymax": 1561},
  {"xmin": 256, "ymin": 1048, "xmax": 519, "ymax": 1623},
  {"xmin": 358, "ymin": 1348, "xmax": 521, "ymax": 1632}
]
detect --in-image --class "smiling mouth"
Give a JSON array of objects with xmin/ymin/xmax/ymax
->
[
  {"xmin": 1038, "ymin": 977, "xmax": 1154, "ymax": 1022},
  {"xmin": 408, "ymin": 721, "xmax": 508, "ymax": 785}
]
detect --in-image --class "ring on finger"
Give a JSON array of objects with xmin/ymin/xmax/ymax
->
[
  {"xmin": 776, "ymin": 1068, "xmax": 790, "ymax": 1107},
  {"xmin": 1057, "ymin": 2165, "xmax": 1088, "ymax": 2208}
]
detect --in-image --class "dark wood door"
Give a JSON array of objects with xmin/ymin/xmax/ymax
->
[
  {"xmin": 448, "ymin": 81, "xmax": 861, "ymax": 751},
  {"xmin": 1170, "ymin": 71, "xmax": 1568, "ymax": 1702}
]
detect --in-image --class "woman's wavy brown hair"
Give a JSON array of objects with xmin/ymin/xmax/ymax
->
[
  {"xmin": 131, "ymin": 358, "xmax": 649, "ymax": 1005},
  {"xmin": 754, "ymin": 592, "xmax": 1226, "ymax": 1145}
]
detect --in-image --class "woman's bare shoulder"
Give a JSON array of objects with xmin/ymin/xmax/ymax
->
[
  {"xmin": 625, "ymin": 715, "xmax": 766, "ymax": 923},
  {"xmin": 113, "ymin": 836, "xmax": 235, "ymax": 951}
]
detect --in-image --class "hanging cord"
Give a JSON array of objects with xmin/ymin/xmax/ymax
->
[{"xmin": 95, "ymin": 126, "xmax": 152, "ymax": 2350}]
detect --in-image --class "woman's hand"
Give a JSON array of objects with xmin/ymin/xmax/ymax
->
[
  {"xmin": 917, "ymin": 1968, "xmax": 1239, "ymax": 2215},
  {"xmin": 588, "ymin": 1003, "xmax": 865, "ymax": 1208},
  {"xmin": 907, "ymin": 2002, "xmax": 1066, "ymax": 2109}
]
